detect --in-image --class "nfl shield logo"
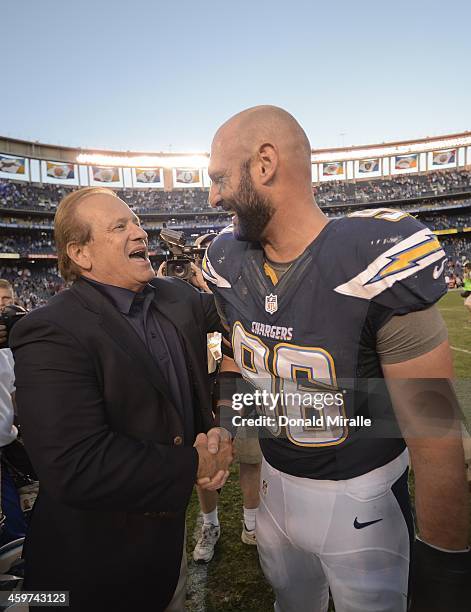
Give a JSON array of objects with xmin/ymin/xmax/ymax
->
[{"xmin": 265, "ymin": 293, "xmax": 278, "ymax": 315}]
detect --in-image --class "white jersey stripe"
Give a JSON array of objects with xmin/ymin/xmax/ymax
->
[
  {"xmin": 334, "ymin": 228, "xmax": 446, "ymax": 300},
  {"xmin": 202, "ymin": 253, "xmax": 232, "ymax": 288}
]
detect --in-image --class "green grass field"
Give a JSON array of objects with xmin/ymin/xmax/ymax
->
[{"xmin": 184, "ymin": 290, "xmax": 471, "ymax": 612}]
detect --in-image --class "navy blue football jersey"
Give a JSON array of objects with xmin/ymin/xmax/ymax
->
[{"xmin": 203, "ymin": 209, "xmax": 447, "ymax": 480}]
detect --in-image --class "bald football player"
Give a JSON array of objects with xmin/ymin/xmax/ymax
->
[{"xmin": 203, "ymin": 105, "xmax": 470, "ymax": 612}]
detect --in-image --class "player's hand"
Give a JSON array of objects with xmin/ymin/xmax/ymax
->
[
  {"xmin": 206, "ymin": 427, "xmax": 232, "ymax": 454},
  {"xmin": 0, "ymin": 323, "xmax": 7, "ymax": 346}
]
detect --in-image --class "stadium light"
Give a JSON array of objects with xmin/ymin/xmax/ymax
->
[{"xmin": 76, "ymin": 153, "xmax": 210, "ymax": 168}]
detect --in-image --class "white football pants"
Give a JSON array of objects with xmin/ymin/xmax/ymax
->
[{"xmin": 256, "ymin": 450, "xmax": 412, "ymax": 612}]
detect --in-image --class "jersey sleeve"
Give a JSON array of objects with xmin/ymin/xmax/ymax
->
[
  {"xmin": 202, "ymin": 226, "xmax": 240, "ymax": 357},
  {"xmin": 334, "ymin": 211, "xmax": 447, "ymax": 316},
  {"xmin": 201, "ymin": 225, "xmax": 235, "ymax": 290}
]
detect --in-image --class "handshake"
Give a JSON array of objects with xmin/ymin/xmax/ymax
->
[{"xmin": 194, "ymin": 427, "xmax": 233, "ymax": 491}]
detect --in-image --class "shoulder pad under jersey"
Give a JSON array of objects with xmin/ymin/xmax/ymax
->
[
  {"xmin": 332, "ymin": 209, "xmax": 447, "ymax": 314},
  {"xmin": 202, "ymin": 224, "xmax": 249, "ymax": 289}
]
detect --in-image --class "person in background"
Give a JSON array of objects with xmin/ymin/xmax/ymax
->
[
  {"xmin": 0, "ymin": 280, "xmax": 14, "ymax": 311},
  {"xmin": 462, "ymin": 263, "xmax": 471, "ymax": 318},
  {"xmin": 0, "ymin": 280, "xmax": 28, "ymax": 546}
]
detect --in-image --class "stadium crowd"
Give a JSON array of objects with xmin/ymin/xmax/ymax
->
[
  {"xmin": 417, "ymin": 212, "xmax": 471, "ymax": 230},
  {"xmin": 2, "ymin": 210, "xmax": 469, "ymax": 257},
  {"xmin": 0, "ymin": 181, "xmax": 211, "ymax": 214},
  {"xmin": 1, "ymin": 233, "xmax": 469, "ymax": 309},
  {"xmin": 2, "ymin": 234, "xmax": 55, "ymax": 254},
  {"xmin": 1, "ymin": 169, "xmax": 470, "ymax": 307},
  {"xmin": 0, "ymin": 265, "xmax": 63, "ymax": 309},
  {"xmin": 1, "ymin": 168, "xmax": 471, "ymax": 214},
  {"xmin": 315, "ymin": 169, "xmax": 471, "ymax": 205}
]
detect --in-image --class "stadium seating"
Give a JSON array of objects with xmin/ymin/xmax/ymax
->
[{"xmin": 1, "ymin": 166, "xmax": 470, "ymax": 308}]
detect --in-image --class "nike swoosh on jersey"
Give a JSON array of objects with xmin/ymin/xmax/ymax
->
[
  {"xmin": 353, "ymin": 517, "xmax": 383, "ymax": 529},
  {"xmin": 433, "ymin": 258, "xmax": 447, "ymax": 279}
]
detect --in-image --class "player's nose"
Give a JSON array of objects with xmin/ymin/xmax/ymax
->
[{"xmin": 208, "ymin": 184, "xmax": 222, "ymax": 209}]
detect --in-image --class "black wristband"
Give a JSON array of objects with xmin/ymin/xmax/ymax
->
[
  {"xmin": 215, "ymin": 371, "xmax": 251, "ymax": 402},
  {"xmin": 409, "ymin": 538, "xmax": 471, "ymax": 612}
]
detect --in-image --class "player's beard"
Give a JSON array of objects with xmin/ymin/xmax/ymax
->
[{"xmin": 227, "ymin": 160, "xmax": 275, "ymax": 242}]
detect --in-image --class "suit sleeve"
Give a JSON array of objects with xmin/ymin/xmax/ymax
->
[{"xmin": 11, "ymin": 315, "xmax": 198, "ymax": 513}]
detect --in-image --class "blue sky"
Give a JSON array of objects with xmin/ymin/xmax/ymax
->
[{"xmin": 1, "ymin": 0, "xmax": 470, "ymax": 152}]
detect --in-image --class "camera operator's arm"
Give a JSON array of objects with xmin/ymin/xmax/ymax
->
[
  {"xmin": 0, "ymin": 349, "xmax": 18, "ymax": 447},
  {"xmin": 189, "ymin": 263, "xmax": 211, "ymax": 293},
  {"xmin": 0, "ymin": 323, "xmax": 6, "ymax": 347}
]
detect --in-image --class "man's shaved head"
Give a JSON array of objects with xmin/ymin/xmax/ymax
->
[
  {"xmin": 208, "ymin": 106, "xmax": 315, "ymax": 243},
  {"xmin": 212, "ymin": 105, "xmax": 312, "ymax": 171},
  {"xmin": 209, "ymin": 105, "xmax": 327, "ymax": 259}
]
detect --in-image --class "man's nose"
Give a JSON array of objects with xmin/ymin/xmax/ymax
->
[
  {"xmin": 133, "ymin": 225, "xmax": 148, "ymax": 240},
  {"xmin": 208, "ymin": 184, "xmax": 222, "ymax": 209}
]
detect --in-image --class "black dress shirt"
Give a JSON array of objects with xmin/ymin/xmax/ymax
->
[{"xmin": 83, "ymin": 277, "xmax": 194, "ymax": 443}]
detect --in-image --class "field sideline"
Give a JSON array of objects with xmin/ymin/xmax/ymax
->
[{"xmin": 184, "ymin": 290, "xmax": 470, "ymax": 612}]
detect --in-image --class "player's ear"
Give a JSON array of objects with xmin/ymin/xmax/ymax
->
[{"xmin": 256, "ymin": 143, "xmax": 278, "ymax": 186}]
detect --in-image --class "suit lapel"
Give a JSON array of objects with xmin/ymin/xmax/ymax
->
[{"xmin": 71, "ymin": 279, "xmax": 175, "ymax": 404}]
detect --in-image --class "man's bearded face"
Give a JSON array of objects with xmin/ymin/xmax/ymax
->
[{"xmin": 224, "ymin": 160, "xmax": 275, "ymax": 242}]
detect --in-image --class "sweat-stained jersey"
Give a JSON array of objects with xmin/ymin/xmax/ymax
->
[{"xmin": 202, "ymin": 208, "xmax": 447, "ymax": 480}]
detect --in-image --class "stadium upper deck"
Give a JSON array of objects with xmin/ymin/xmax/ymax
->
[
  {"xmin": 1, "ymin": 132, "xmax": 470, "ymax": 304},
  {"xmin": 1, "ymin": 131, "xmax": 471, "ymax": 190}
]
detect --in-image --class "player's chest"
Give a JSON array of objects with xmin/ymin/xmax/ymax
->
[{"xmin": 221, "ymin": 275, "xmax": 370, "ymax": 379}]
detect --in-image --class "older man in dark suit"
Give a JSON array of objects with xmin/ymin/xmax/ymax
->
[{"xmin": 10, "ymin": 187, "xmax": 232, "ymax": 611}]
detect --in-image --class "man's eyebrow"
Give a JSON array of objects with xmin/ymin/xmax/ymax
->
[
  {"xmin": 107, "ymin": 216, "xmax": 131, "ymax": 229},
  {"xmin": 209, "ymin": 170, "xmax": 227, "ymax": 181}
]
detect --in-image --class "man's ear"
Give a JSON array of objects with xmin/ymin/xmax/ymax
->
[
  {"xmin": 256, "ymin": 143, "xmax": 278, "ymax": 186},
  {"xmin": 67, "ymin": 242, "xmax": 92, "ymax": 272}
]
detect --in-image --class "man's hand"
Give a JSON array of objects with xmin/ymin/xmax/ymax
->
[
  {"xmin": 206, "ymin": 427, "xmax": 232, "ymax": 454},
  {"xmin": 189, "ymin": 263, "xmax": 211, "ymax": 293},
  {"xmin": 194, "ymin": 432, "xmax": 233, "ymax": 491}
]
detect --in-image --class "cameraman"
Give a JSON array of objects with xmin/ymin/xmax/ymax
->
[
  {"xmin": 0, "ymin": 280, "xmax": 17, "ymax": 441},
  {"xmin": 0, "ymin": 279, "xmax": 15, "ymax": 324}
]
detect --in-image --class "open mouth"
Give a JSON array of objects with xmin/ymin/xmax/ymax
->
[{"xmin": 128, "ymin": 247, "xmax": 149, "ymax": 261}]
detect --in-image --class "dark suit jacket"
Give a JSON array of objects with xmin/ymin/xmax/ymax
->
[{"xmin": 10, "ymin": 276, "xmax": 220, "ymax": 611}]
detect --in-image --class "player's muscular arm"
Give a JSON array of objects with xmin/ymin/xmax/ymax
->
[
  {"xmin": 220, "ymin": 353, "xmax": 241, "ymax": 374},
  {"xmin": 382, "ymin": 340, "xmax": 469, "ymax": 549}
]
